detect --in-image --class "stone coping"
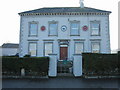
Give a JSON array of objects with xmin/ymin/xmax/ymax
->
[
  {"xmin": 2, "ymin": 76, "xmax": 49, "ymax": 79},
  {"xmin": 2, "ymin": 75, "xmax": 120, "ymax": 79},
  {"xmin": 84, "ymin": 76, "xmax": 120, "ymax": 79}
]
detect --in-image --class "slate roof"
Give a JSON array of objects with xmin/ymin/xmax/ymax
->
[
  {"xmin": 2, "ymin": 43, "xmax": 19, "ymax": 48},
  {"xmin": 19, "ymin": 7, "xmax": 111, "ymax": 15}
]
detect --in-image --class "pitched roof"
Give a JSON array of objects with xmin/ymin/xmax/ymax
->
[
  {"xmin": 19, "ymin": 7, "xmax": 111, "ymax": 15},
  {"xmin": 2, "ymin": 43, "xmax": 19, "ymax": 48}
]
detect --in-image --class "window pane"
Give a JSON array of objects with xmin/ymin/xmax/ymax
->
[
  {"xmin": 71, "ymin": 23, "xmax": 79, "ymax": 28},
  {"xmin": 49, "ymin": 23, "xmax": 57, "ymax": 35},
  {"xmin": 91, "ymin": 23, "xmax": 99, "ymax": 29},
  {"xmin": 45, "ymin": 43, "xmax": 53, "ymax": 56},
  {"xmin": 91, "ymin": 22, "xmax": 100, "ymax": 35},
  {"xmin": 92, "ymin": 50, "xmax": 99, "ymax": 53},
  {"xmin": 29, "ymin": 43, "xmax": 37, "ymax": 56},
  {"xmin": 91, "ymin": 29, "xmax": 99, "ymax": 35},
  {"xmin": 71, "ymin": 22, "xmax": 79, "ymax": 35},
  {"xmin": 75, "ymin": 43, "xmax": 83, "ymax": 54},
  {"xmin": 30, "ymin": 23, "xmax": 37, "ymax": 35},
  {"xmin": 92, "ymin": 44, "xmax": 99, "ymax": 49},
  {"xmin": 92, "ymin": 43, "xmax": 100, "ymax": 53}
]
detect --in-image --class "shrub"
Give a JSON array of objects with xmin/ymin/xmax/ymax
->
[
  {"xmin": 21, "ymin": 57, "xmax": 49, "ymax": 76},
  {"xmin": 118, "ymin": 51, "xmax": 120, "ymax": 73},
  {"xmin": 2, "ymin": 57, "xmax": 21, "ymax": 75},
  {"xmin": 82, "ymin": 53, "xmax": 119, "ymax": 76},
  {"xmin": 2, "ymin": 57, "xmax": 49, "ymax": 76},
  {"xmin": 24, "ymin": 54, "xmax": 30, "ymax": 57}
]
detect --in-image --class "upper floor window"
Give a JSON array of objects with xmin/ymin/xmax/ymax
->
[
  {"xmin": 91, "ymin": 42, "xmax": 100, "ymax": 53},
  {"xmin": 90, "ymin": 21, "xmax": 100, "ymax": 36},
  {"xmin": 44, "ymin": 42, "xmax": 53, "ymax": 56},
  {"xmin": 28, "ymin": 42, "xmax": 37, "ymax": 57},
  {"xmin": 75, "ymin": 42, "xmax": 84, "ymax": 54},
  {"xmin": 29, "ymin": 22, "xmax": 38, "ymax": 36},
  {"xmin": 49, "ymin": 22, "xmax": 58, "ymax": 36},
  {"xmin": 70, "ymin": 22, "xmax": 80, "ymax": 36}
]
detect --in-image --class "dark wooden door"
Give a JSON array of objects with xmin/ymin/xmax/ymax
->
[{"xmin": 60, "ymin": 47, "xmax": 68, "ymax": 60}]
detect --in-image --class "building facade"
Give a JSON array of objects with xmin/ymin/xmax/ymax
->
[
  {"xmin": 0, "ymin": 43, "xmax": 19, "ymax": 56},
  {"xmin": 19, "ymin": 7, "xmax": 111, "ymax": 59}
]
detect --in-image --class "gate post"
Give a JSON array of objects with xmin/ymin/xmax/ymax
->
[
  {"xmin": 73, "ymin": 54, "xmax": 82, "ymax": 77},
  {"xmin": 48, "ymin": 54, "xmax": 57, "ymax": 77}
]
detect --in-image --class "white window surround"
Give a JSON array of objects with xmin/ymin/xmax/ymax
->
[
  {"xmin": 44, "ymin": 42, "xmax": 53, "ymax": 56},
  {"xmin": 48, "ymin": 21, "xmax": 58, "ymax": 36},
  {"xmin": 90, "ymin": 21, "xmax": 100, "ymax": 36},
  {"xmin": 28, "ymin": 21, "xmax": 38, "ymax": 36},
  {"xmin": 28, "ymin": 42, "xmax": 37, "ymax": 57},
  {"xmin": 70, "ymin": 21, "xmax": 80, "ymax": 36},
  {"xmin": 91, "ymin": 42, "xmax": 100, "ymax": 53},
  {"xmin": 74, "ymin": 42, "xmax": 84, "ymax": 54}
]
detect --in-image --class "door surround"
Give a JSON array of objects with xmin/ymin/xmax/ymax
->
[
  {"xmin": 58, "ymin": 40, "xmax": 70, "ymax": 60},
  {"xmin": 60, "ymin": 45, "xmax": 68, "ymax": 60}
]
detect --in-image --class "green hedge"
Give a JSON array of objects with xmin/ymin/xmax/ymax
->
[
  {"xmin": 2, "ymin": 57, "xmax": 49, "ymax": 76},
  {"xmin": 118, "ymin": 51, "xmax": 120, "ymax": 73},
  {"xmin": 2, "ymin": 57, "xmax": 21, "ymax": 75},
  {"xmin": 82, "ymin": 53, "xmax": 119, "ymax": 76}
]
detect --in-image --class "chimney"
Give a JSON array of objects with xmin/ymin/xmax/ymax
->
[{"xmin": 80, "ymin": 0, "xmax": 84, "ymax": 8}]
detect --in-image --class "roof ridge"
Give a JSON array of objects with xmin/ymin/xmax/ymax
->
[{"xmin": 19, "ymin": 7, "xmax": 111, "ymax": 15}]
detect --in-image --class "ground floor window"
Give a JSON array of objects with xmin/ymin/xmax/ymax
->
[
  {"xmin": 28, "ymin": 42, "xmax": 37, "ymax": 57},
  {"xmin": 75, "ymin": 42, "xmax": 84, "ymax": 54},
  {"xmin": 45, "ymin": 43, "xmax": 53, "ymax": 56},
  {"xmin": 91, "ymin": 42, "xmax": 100, "ymax": 53}
]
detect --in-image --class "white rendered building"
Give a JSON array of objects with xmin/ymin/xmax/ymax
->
[
  {"xmin": 19, "ymin": 4, "xmax": 111, "ymax": 76},
  {"xmin": 19, "ymin": 6, "xmax": 111, "ymax": 58},
  {"xmin": 0, "ymin": 43, "xmax": 19, "ymax": 56}
]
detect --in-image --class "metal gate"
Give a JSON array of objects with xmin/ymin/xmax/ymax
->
[{"xmin": 57, "ymin": 59, "xmax": 73, "ymax": 76}]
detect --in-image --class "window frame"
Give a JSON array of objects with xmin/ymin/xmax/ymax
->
[
  {"xmin": 70, "ymin": 21, "xmax": 80, "ymax": 36},
  {"xmin": 28, "ymin": 42, "xmax": 37, "ymax": 57},
  {"xmin": 74, "ymin": 42, "xmax": 84, "ymax": 54},
  {"xmin": 90, "ymin": 21, "xmax": 101, "ymax": 36},
  {"xmin": 91, "ymin": 42, "xmax": 101, "ymax": 53},
  {"xmin": 48, "ymin": 21, "xmax": 58, "ymax": 36},
  {"xmin": 44, "ymin": 42, "xmax": 53, "ymax": 56},
  {"xmin": 28, "ymin": 21, "xmax": 38, "ymax": 37}
]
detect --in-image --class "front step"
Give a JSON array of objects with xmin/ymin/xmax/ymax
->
[
  {"xmin": 57, "ymin": 73, "xmax": 74, "ymax": 77},
  {"xmin": 57, "ymin": 73, "xmax": 73, "ymax": 76}
]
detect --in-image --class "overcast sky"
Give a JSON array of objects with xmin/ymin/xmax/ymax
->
[{"xmin": 0, "ymin": 0, "xmax": 119, "ymax": 51}]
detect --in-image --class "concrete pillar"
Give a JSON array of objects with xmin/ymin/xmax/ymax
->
[
  {"xmin": 73, "ymin": 54, "xmax": 82, "ymax": 77},
  {"xmin": 48, "ymin": 54, "xmax": 57, "ymax": 77}
]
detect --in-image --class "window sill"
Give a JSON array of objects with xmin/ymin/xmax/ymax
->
[
  {"xmin": 70, "ymin": 35, "xmax": 80, "ymax": 36},
  {"xmin": 48, "ymin": 35, "xmax": 58, "ymax": 36},
  {"xmin": 28, "ymin": 35, "xmax": 38, "ymax": 37},
  {"xmin": 73, "ymin": 54, "xmax": 82, "ymax": 56},
  {"xmin": 91, "ymin": 35, "xmax": 101, "ymax": 36},
  {"xmin": 27, "ymin": 39, "xmax": 39, "ymax": 41}
]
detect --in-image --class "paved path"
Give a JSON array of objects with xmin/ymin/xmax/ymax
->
[{"xmin": 2, "ymin": 77, "xmax": 120, "ymax": 88}]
